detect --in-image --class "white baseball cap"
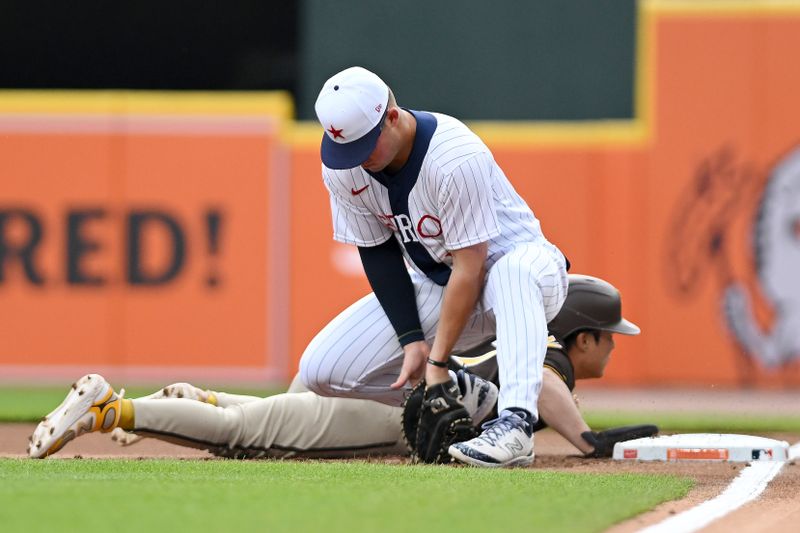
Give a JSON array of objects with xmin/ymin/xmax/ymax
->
[{"xmin": 314, "ymin": 66, "xmax": 390, "ymax": 169}]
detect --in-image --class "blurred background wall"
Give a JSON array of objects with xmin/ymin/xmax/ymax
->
[
  {"xmin": 2, "ymin": 1, "xmax": 800, "ymax": 389},
  {"xmin": 0, "ymin": 1, "xmax": 635, "ymax": 120},
  {"xmin": 0, "ymin": 2, "xmax": 298, "ymax": 93},
  {"xmin": 297, "ymin": 1, "xmax": 636, "ymax": 120}
]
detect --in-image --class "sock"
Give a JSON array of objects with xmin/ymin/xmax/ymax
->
[
  {"xmin": 117, "ymin": 399, "xmax": 135, "ymax": 430},
  {"xmin": 506, "ymin": 407, "xmax": 535, "ymax": 437},
  {"xmin": 206, "ymin": 391, "xmax": 218, "ymax": 406}
]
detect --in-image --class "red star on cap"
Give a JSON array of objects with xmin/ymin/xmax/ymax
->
[{"xmin": 327, "ymin": 125, "xmax": 345, "ymax": 140}]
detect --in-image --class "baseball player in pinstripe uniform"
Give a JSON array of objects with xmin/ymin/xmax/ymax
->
[{"xmin": 302, "ymin": 66, "xmax": 569, "ymax": 466}]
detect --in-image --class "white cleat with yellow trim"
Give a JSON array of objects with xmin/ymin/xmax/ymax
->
[{"xmin": 28, "ymin": 374, "xmax": 124, "ymax": 458}]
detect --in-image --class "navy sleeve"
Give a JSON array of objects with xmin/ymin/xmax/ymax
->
[{"xmin": 358, "ymin": 239, "xmax": 425, "ymax": 346}]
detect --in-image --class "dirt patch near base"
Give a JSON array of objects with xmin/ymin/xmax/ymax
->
[{"xmin": 1, "ymin": 422, "xmax": 797, "ymax": 532}]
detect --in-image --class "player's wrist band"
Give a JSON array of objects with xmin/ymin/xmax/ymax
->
[
  {"xmin": 397, "ymin": 329, "xmax": 425, "ymax": 346},
  {"xmin": 426, "ymin": 357, "xmax": 448, "ymax": 368}
]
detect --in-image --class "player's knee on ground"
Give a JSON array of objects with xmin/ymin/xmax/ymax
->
[
  {"xmin": 299, "ymin": 359, "xmax": 368, "ymax": 398},
  {"xmin": 298, "ymin": 357, "xmax": 334, "ymax": 397},
  {"xmin": 287, "ymin": 374, "xmax": 310, "ymax": 393},
  {"xmin": 299, "ymin": 372, "xmax": 359, "ymax": 398}
]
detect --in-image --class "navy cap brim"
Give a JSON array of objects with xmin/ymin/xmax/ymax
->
[{"xmin": 320, "ymin": 122, "xmax": 382, "ymax": 170}]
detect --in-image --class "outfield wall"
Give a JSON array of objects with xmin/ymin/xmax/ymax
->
[
  {"xmin": 2, "ymin": 1, "xmax": 800, "ymax": 387},
  {"xmin": 0, "ymin": 93, "xmax": 294, "ymax": 383}
]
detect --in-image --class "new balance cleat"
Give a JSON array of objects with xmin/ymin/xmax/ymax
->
[
  {"xmin": 28, "ymin": 374, "xmax": 124, "ymax": 458},
  {"xmin": 448, "ymin": 410, "xmax": 534, "ymax": 467}
]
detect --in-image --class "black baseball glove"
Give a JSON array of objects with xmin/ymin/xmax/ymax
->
[
  {"xmin": 581, "ymin": 424, "xmax": 659, "ymax": 458},
  {"xmin": 400, "ymin": 379, "xmax": 425, "ymax": 454},
  {"xmin": 403, "ymin": 378, "xmax": 476, "ymax": 464}
]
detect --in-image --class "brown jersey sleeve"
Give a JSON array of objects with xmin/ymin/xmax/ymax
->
[
  {"xmin": 530, "ymin": 344, "xmax": 575, "ymax": 433},
  {"xmin": 542, "ymin": 345, "xmax": 576, "ymax": 392}
]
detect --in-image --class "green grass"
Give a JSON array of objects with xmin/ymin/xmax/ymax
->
[
  {"xmin": 585, "ymin": 411, "xmax": 800, "ymax": 434},
  {"xmin": 0, "ymin": 459, "xmax": 692, "ymax": 533},
  {"xmin": 0, "ymin": 385, "xmax": 283, "ymax": 422}
]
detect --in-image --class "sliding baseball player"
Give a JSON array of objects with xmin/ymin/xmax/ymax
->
[{"xmin": 29, "ymin": 274, "xmax": 655, "ymax": 460}]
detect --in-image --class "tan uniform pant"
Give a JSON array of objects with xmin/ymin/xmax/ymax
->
[{"xmin": 131, "ymin": 375, "xmax": 407, "ymax": 458}]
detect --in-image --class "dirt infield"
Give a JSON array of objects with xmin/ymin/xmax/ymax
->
[{"xmin": 1, "ymin": 422, "xmax": 797, "ymax": 532}]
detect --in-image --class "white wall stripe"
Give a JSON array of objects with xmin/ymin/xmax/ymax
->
[
  {"xmin": 0, "ymin": 364, "xmax": 284, "ymax": 386},
  {"xmin": 637, "ymin": 441, "xmax": 800, "ymax": 533},
  {"xmin": 0, "ymin": 114, "xmax": 278, "ymax": 134},
  {"xmin": 266, "ymin": 141, "xmax": 292, "ymax": 382},
  {"xmin": 789, "ymin": 441, "xmax": 800, "ymax": 460}
]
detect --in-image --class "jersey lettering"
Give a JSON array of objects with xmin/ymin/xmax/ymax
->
[
  {"xmin": 327, "ymin": 110, "xmax": 548, "ymax": 287},
  {"xmin": 376, "ymin": 214, "xmax": 397, "ymax": 231},
  {"xmin": 394, "ymin": 214, "xmax": 419, "ymax": 243},
  {"xmin": 365, "ymin": 112, "xmax": 452, "ymax": 286},
  {"xmin": 417, "ymin": 215, "xmax": 442, "ymax": 238}
]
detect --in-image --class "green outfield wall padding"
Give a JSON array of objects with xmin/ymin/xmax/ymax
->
[{"xmin": 299, "ymin": 0, "xmax": 636, "ymax": 120}]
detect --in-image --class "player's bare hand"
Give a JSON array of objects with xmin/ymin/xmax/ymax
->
[{"xmin": 391, "ymin": 340, "xmax": 430, "ymax": 389}]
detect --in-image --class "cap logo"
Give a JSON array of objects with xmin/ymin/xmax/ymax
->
[
  {"xmin": 375, "ymin": 104, "xmax": 383, "ymax": 113},
  {"xmin": 327, "ymin": 125, "xmax": 345, "ymax": 140}
]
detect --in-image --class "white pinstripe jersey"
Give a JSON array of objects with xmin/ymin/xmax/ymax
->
[{"xmin": 322, "ymin": 110, "xmax": 546, "ymax": 285}]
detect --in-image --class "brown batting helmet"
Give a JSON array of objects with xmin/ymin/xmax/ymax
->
[{"xmin": 548, "ymin": 274, "xmax": 640, "ymax": 342}]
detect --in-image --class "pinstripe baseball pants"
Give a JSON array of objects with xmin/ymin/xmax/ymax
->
[{"xmin": 299, "ymin": 241, "xmax": 568, "ymax": 419}]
